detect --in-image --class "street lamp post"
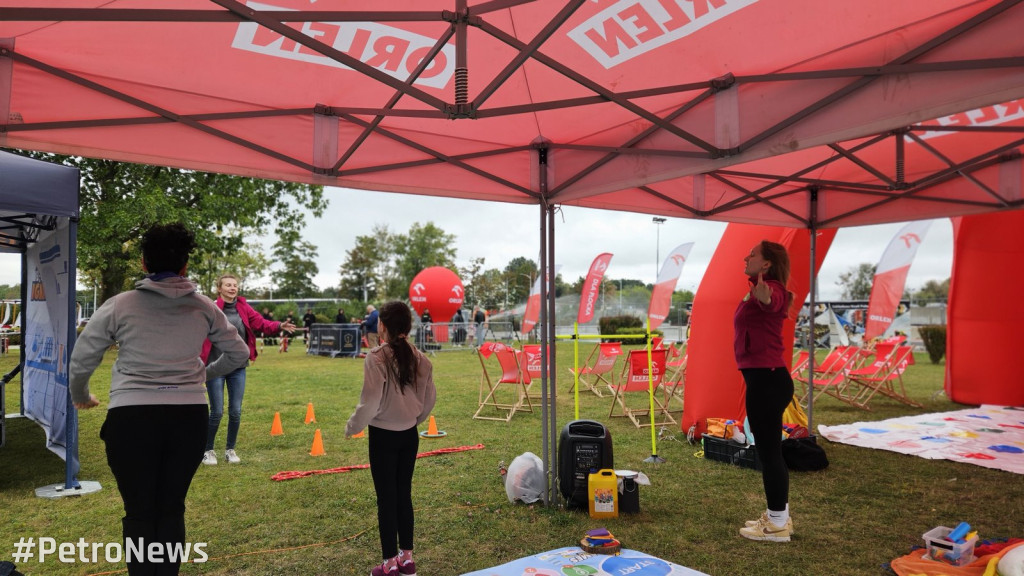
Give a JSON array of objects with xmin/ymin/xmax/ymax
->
[{"xmin": 652, "ymin": 217, "xmax": 666, "ymax": 281}]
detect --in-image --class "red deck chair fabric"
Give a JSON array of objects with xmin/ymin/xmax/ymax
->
[
  {"xmin": 473, "ymin": 342, "xmax": 533, "ymax": 421},
  {"xmin": 608, "ymin": 349, "xmax": 675, "ymax": 428},
  {"xmin": 844, "ymin": 344, "xmax": 922, "ymax": 410},
  {"xmin": 660, "ymin": 352, "xmax": 687, "ymax": 415},
  {"xmin": 568, "ymin": 342, "xmax": 622, "ymax": 398},
  {"xmin": 794, "ymin": 345, "xmax": 861, "ymax": 403}
]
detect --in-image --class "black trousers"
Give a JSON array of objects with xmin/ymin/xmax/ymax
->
[
  {"xmin": 368, "ymin": 425, "xmax": 419, "ymax": 560},
  {"xmin": 101, "ymin": 404, "xmax": 208, "ymax": 576},
  {"xmin": 741, "ymin": 367, "xmax": 794, "ymax": 512}
]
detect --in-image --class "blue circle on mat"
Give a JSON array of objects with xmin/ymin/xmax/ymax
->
[
  {"xmin": 858, "ymin": 428, "xmax": 888, "ymax": 434},
  {"xmin": 988, "ymin": 445, "xmax": 1024, "ymax": 453},
  {"xmin": 602, "ymin": 555, "xmax": 672, "ymax": 576}
]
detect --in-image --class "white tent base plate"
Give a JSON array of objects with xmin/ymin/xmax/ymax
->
[{"xmin": 35, "ymin": 480, "xmax": 102, "ymax": 499}]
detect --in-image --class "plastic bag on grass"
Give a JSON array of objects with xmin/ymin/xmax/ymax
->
[{"xmin": 505, "ymin": 452, "xmax": 545, "ymax": 504}]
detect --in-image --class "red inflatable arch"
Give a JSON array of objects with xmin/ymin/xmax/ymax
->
[
  {"xmin": 681, "ymin": 224, "xmax": 836, "ymax": 434},
  {"xmin": 945, "ymin": 212, "xmax": 1024, "ymax": 406}
]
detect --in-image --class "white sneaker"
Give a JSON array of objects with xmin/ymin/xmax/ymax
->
[
  {"xmin": 225, "ymin": 449, "xmax": 241, "ymax": 464},
  {"xmin": 202, "ymin": 450, "xmax": 218, "ymax": 465}
]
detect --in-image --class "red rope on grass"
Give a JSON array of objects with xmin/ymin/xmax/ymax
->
[{"xmin": 271, "ymin": 443, "xmax": 486, "ymax": 481}]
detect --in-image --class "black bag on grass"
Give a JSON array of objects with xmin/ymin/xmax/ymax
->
[{"xmin": 781, "ymin": 436, "xmax": 829, "ymax": 471}]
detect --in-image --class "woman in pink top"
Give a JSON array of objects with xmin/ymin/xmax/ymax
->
[{"xmin": 734, "ymin": 240, "xmax": 796, "ymax": 543}]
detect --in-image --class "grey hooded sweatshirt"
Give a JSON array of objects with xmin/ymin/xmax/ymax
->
[{"xmin": 69, "ymin": 276, "xmax": 249, "ymax": 409}]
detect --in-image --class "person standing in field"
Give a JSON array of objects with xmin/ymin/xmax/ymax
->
[
  {"xmin": 70, "ymin": 223, "xmax": 250, "ymax": 576},
  {"xmin": 346, "ymin": 301, "xmax": 436, "ymax": 576}
]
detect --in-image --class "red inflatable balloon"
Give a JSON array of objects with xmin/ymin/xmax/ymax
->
[{"xmin": 408, "ymin": 267, "xmax": 464, "ymax": 323}]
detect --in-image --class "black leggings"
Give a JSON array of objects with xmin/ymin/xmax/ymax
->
[
  {"xmin": 368, "ymin": 425, "xmax": 420, "ymax": 559},
  {"xmin": 101, "ymin": 404, "xmax": 208, "ymax": 576},
  {"xmin": 741, "ymin": 367, "xmax": 794, "ymax": 512}
]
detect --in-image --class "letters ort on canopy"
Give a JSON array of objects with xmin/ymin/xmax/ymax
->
[{"xmin": 408, "ymin": 266, "xmax": 464, "ymax": 323}]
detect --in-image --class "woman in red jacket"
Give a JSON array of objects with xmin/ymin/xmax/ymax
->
[
  {"xmin": 200, "ymin": 274, "xmax": 295, "ymax": 465},
  {"xmin": 734, "ymin": 241, "xmax": 795, "ymax": 542}
]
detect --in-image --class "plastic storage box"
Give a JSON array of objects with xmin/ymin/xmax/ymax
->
[
  {"xmin": 702, "ymin": 434, "xmax": 761, "ymax": 470},
  {"xmin": 922, "ymin": 526, "xmax": 978, "ymax": 566}
]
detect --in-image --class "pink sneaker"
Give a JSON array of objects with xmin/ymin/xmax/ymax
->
[
  {"xmin": 398, "ymin": 560, "xmax": 417, "ymax": 576},
  {"xmin": 370, "ymin": 562, "xmax": 398, "ymax": 576}
]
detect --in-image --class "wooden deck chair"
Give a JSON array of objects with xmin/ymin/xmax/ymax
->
[
  {"xmin": 844, "ymin": 344, "xmax": 922, "ymax": 410},
  {"xmin": 795, "ymin": 345, "xmax": 862, "ymax": 404},
  {"xmin": 789, "ymin": 349, "xmax": 810, "ymax": 397},
  {"xmin": 659, "ymin": 351, "xmax": 687, "ymax": 415},
  {"xmin": 608, "ymin": 349, "xmax": 675, "ymax": 428},
  {"xmin": 521, "ymin": 344, "xmax": 547, "ymax": 401},
  {"xmin": 567, "ymin": 342, "xmax": 622, "ymax": 397},
  {"xmin": 473, "ymin": 342, "xmax": 534, "ymax": 421}
]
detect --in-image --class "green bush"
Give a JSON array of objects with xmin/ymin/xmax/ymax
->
[
  {"xmin": 596, "ymin": 315, "xmax": 662, "ymax": 344},
  {"xmin": 918, "ymin": 324, "xmax": 947, "ymax": 364}
]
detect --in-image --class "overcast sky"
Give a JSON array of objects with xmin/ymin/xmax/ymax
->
[{"xmin": 0, "ymin": 186, "xmax": 953, "ymax": 300}]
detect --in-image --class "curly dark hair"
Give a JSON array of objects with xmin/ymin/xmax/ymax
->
[{"xmin": 141, "ymin": 222, "xmax": 196, "ymax": 274}]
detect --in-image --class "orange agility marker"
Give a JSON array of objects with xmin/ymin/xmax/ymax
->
[
  {"xmin": 351, "ymin": 429, "xmax": 365, "ymax": 439},
  {"xmin": 420, "ymin": 415, "xmax": 447, "ymax": 438},
  {"xmin": 304, "ymin": 403, "xmax": 316, "ymax": 424},
  {"xmin": 270, "ymin": 412, "xmax": 284, "ymax": 436},
  {"xmin": 310, "ymin": 429, "xmax": 326, "ymax": 456}
]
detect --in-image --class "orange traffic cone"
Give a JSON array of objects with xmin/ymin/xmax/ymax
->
[
  {"xmin": 351, "ymin": 429, "xmax": 365, "ymax": 439},
  {"xmin": 419, "ymin": 415, "xmax": 447, "ymax": 438},
  {"xmin": 304, "ymin": 403, "xmax": 316, "ymax": 424},
  {"xmin": 270, "ymin": 412, "xmax": 284, "ymax": 436},
  {"xmin": 310, "ymin": 429, "xmax": 326, "ymax": 456}
]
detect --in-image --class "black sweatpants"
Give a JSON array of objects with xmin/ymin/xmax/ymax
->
[
  {"xmin": 741, "ymin": 367, "xmax": 794, "ymax": 512},
  {"xmin": 101, "ymin": 404, "xmax": 208, "ymax": 576},
  {"xmin": 368, "ymin": 425, "xmax": 419, "ymax": 560}
]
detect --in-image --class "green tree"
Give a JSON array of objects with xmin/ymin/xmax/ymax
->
[
  {"xmin": 192, "ymin": 233, "xmax": 271, "ymax": 296},
  {"xmin": 29, "ymin": 155, "xmax": 326, "ymax": 303},
  {"xmin": 392, "ymin": 222, "xmax": 457, "ymax": 298},
  {"xmin": 370, "ymin": 224, "xmax": 399, "ymax": 299},
  {"xmin": 272, "ymin": 228, "xmax": 319, "ymax": 298},
  {"xmin": 502, "ymin": 257, "xmax": 538, "ymax": 304},
  {"xmin": 837, "ymin": 263, "xmax": 876, "ymax": 300},
  {"xmin": 459, "ymin": 257, "xmax": 486, "ymax": 306},
  {"xmin": 915, "ymin": 277, "xmax": 950, "ymax": 303},
  {"xmin": 339, "ymin": 234, "xmax": 379, "ymax": 301},
  {"xmin": 474, "ymin": 268, "xmax": 505, "ymax": 310}
]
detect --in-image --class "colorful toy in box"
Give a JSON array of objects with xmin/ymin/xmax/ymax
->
[{"xmin": 922, "ymin": 523, "xmax": 979, "ymax": 567}]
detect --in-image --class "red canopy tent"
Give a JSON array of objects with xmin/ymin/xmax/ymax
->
[{"xmin": 2, "ymin": 0, "xmax": 1024, "ymax": 500}]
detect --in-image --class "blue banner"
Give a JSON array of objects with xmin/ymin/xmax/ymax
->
[{"xmin": 23, "ymin": 218, "xmax": 78, "ymax": 478}]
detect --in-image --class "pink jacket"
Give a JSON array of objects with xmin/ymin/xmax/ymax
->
[
  {"xmin": 200, "ymin": 296, "xmax": 280, "ymax": 363},
  {"xmin": 733, "ymin": 277, "xmax": 790, "ymax": 369}
]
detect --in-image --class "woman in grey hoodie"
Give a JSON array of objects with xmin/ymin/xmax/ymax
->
[{"xmin": 70, "ymin": 223, "xmax": 249, "ymax": 576}]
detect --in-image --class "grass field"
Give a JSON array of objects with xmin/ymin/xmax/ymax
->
[{"xmin": 1, "ymin": 343, "xmax": 1021, "ymax": 576}]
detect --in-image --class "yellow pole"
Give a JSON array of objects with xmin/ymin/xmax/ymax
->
[
  {"xmin": 573, "ymin": 322, "xmax": 580, "ymax": 420},
  {"xmin": 646, "ymin": 318, "xmax": 659, "ymax": 459}
]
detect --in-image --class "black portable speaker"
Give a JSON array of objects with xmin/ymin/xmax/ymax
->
[{"xmin": 558, "ymin": 419, "xmax": 613, "ymax": 508}]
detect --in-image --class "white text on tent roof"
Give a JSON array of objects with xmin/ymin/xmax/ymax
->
[
  {"xmin": 568, "ymin": 0, "xmax": 758, "ymax": 69},
  {"xmin": 232, "ymin": 1, "xmax": 455, "ymax": 89}
]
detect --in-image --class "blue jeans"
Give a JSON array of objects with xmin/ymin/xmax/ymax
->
[{"xmin": 206, "ymin": 367, "xmax": 246, "ymax": 451}]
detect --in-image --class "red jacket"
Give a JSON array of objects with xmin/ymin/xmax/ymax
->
[
  {"xmin": 733, "ymin": 277, "xmax": 789, "ymax": 369},
  {"xmin": 200, "ymin": 296, "xmax": 280, "ymax": 363}
]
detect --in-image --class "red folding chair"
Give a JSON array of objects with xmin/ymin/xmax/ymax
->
[
  {"xmin": 567, "ymin": 342, "xmax": 622, "ymax": 398},
  {"xmin": 473, "ymin": 342, "xmax": 533, "ymax": 421},
  {"xmin": 844, "ymin": 344, "xmax": 922, "ymax": 410},
  {"xmin": 608, "ymin": 349, "xmax": 675, "ymax": 428},
  {"xmin": 795, "ymin": 345, "xmax": 861, "ymax": 404}
]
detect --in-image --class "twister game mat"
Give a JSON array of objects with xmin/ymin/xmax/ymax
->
[
  {"xmin": 460, "ymin": 547, "xmax": 710, "ymax": 576},
  {"xmin": 818, "ymin": 405, "xmax": 1024, "ymax": 474}
]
